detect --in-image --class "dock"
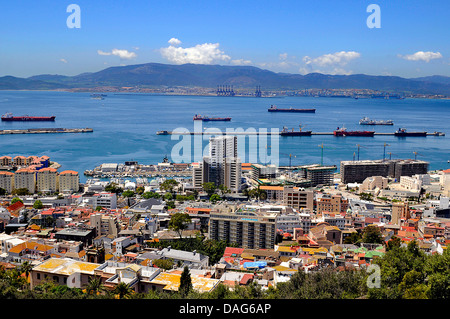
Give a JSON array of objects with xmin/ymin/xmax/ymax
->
[
  {"xmin": 0, "ymin": 128, "xmax": 94, "ymax": 135},
  {"xmin": 157, "ymin": 131, "xmax": 444, "ymax": 136}
]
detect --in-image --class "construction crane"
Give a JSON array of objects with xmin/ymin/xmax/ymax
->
[
  {"xmin": 281, "ymin": 152, "xmax": 297, "ymax": 167},
  {"xmin": 413, "ymin": 151, "xmax": 424, "ymax": 160},
  {"xmin": 355, "ymin": 144, "xmax": 368, "ymax": 161},
  {"xmin": 383, "ymin": 143, "xmax": 390, "ymax": 161},
  {"xmin": 387, "ymin": 152, "xmax": 398, "ymax": 160}
]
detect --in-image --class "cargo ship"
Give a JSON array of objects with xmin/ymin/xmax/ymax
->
[
  {"xmin": 193, "ymin": 115, "xmax": 231, "ymax": 121},
  {"xmin": 268, "ymin": 105, "xmax": 316, "ymax": 113},
  {"xmin": 156, "ymin": 130, "xmax": 170, "ymax": 135},
  {"xmin": 394, "ymin": 128, "xmax": 427, "ymax": 137},
  {"xmin": 359, "ymin": 117, "xmax": 394, "ymax": 125},
  {"xmin": 280, "ymin": 125, "xmax": 312, "ymax": 136},
  {"xmin": 333, "ymin": 127, "xmax": 375, "ymax": 137},
  {"xmin": 1, "ymin": 113, "xmax": 55, "ymax": 121}
]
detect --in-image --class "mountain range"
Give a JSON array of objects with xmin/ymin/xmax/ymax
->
[{"xmin": 1, "ymin": 62, "xmax": 450, "ymax": 95}]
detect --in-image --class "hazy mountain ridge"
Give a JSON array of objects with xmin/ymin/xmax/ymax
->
[{"xmin": 1, "ymin": 63, "xmax": 449, "ymax": 95}]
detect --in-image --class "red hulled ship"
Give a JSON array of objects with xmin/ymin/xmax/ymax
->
[{"xmin": 333, "ymin": 127, "xmax": 375, "ymax": 137}]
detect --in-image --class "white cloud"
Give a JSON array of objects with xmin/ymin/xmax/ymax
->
[
  {"xmin": 231, "ymin": 59, "xmax": 252, "ymax": 66},
  {"xmin": 279, "ymin": 53, "xmax": 288, "ymax": 61},
  {"xmin": 300, "ymin": 51, "xmax": 361, "ymax": 75},
  {"xmin": 160, "ymin": 40, "xmax": 231, "ymax": 65},
  {"xmin": 97, "ymin": 48, "xmax": 137, "ymax": 60},
  {"xmin": 168, "ymin": 38, "xmax": 182, "ymax": 46},
  {"xmin": 398, "ymin": 51, "xmax": 443, "ymax": 62},
  {"xmin": 59, "ymin": 58, "xmax": 68, "ymax": 63},
  {"xmin": 303, "ymin": 51, "xmax": 360, "ymax": 67}
]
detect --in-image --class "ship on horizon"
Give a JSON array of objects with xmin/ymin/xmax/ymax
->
[
  {"xmin": 193, "ymin": 114, "xmax": 231, "ymax": 121},
  {"xmin": 394, "ymin": 128, "xmax": 427, "ymax": 137},
  {"xmin": 280, "ymin": 124, "xmax": 312, "ymax": 136},
  {"xmin": 359, "ymin": 117, "xmax": 394, "ymax": 125},
  {"xmin": 333, "ymin": 126, "xmax": 375, "ymax": 137},
  {"xmin": 1, "ymin": 113, "xmax": 55, "ymax": 122},
  {"xmin": 268, "ymin": 105, "xmax": 316, "ymax": 113}
]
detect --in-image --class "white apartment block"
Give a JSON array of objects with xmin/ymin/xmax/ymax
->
[
  {"xmin": 94, "ymin": 192, "xmax": 117, "ymax": 209},
  {"xmin": 400, "ymin": 174, "xmax": 431, "ymax": 191}
]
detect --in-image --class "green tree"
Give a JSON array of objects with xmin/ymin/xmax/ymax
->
[
  {"xmin": 179, "ymin": 266, "xmax": 193, "ymax": 297},
  {"xmin": 12, "ymin": 188, "xmax": 30, "ymax": 196},
  {"xmin": 361, "ymin": 225, "xmax": 383, "ymax": 244},
  {"xmin": 105, "ymin": 182, "xmax": 123, "ymax": 194},
  {"xmin": 85, "ymin": 276, "xmax": 105, "ymax": 296},
  {"xmin": 136, "ymin": 186, "xmax": 145, "ymax": 195},
  {"xmin": 202, "ymin": 182, "xmax": 217, "ymax": 197},
  {"xmin": 142, "ymin": 191, "xmax": 161, "ymax": 199},
  {"xmin": 113, "ymin": 282, "xmax": 134, "ymax": 299},
  {"xmin": 11, "ymin": 197, "xmax": 23, "ymax": 205},
  {"xmin": 209, "ymin": 193, "xmax": 221, "ymax": 203},
  {"xmin": 152, "ymin": 258, "xmax": 174, "ymax": 270},
  {"xmin": 169, "ymin": 213, "xmax": 191, "ymax": 238},
  {"xmin": 344, "ymin": 231, "xmax": 362, "ymax": 244},
  {"xmin": 160, "ymin": 179, "xmax": 179, "ymax": 193},
  {"xmin": 122, "ymin": 190, "xmax": 135, "ymax": 198},
  {"xmin": 33, "ymin": 200, "xmax": 43, "ymax": 209}
]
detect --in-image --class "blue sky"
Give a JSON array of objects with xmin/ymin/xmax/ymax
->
[{"xmin": 1, "ymin": 0, "xmax": 449, "ymax": 78}]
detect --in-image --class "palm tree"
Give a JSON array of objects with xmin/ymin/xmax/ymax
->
[
  {"xmin": 113, "ymin": 281, "xmax": 134, "ymax": 299},
  {"xmin": 20, "ymin": 261, "xmax": 33, "ymax": 279},
  {"xmin": 85, "ymin": 276, "xmax": 104, "ymax": 296}
]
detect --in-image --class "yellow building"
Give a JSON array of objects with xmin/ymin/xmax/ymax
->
[
  {"xmin": 36, "ymin": 167, "xmax": 58, "ymax": 193},
  {"xmin": 59, "ymin": 170, "xmax": 79, "ymax": 193},
  {"xmin": 30, "ymin": 257, "xmax": 100, "ymax": 289},
  {"xmin": 14, "ymin": 168, "xmax": 36, "ymax": 194},
  {"xmin": 148, "ymin": 270, "xmax": 220, "ymax": 294}
]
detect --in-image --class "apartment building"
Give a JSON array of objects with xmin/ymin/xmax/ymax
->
[
  {"xmin": 283, "ymin": 187, "xmax": 314, "ymax": 212},
  {"xmin": 202, "ymin": 136, "xmax": 242, "ymax": 193},
  {"xmin": 36, "ymin": 167, "xmax": 58, "ymax": 193},
  {"xmin": 209, "ymin": 204, "xmax": 277, "ymax": 249},
  {"xmin": 14, "ymin": 168, "xmax": 36, "ymax": 194},
  {"xmin": 0, "ymin": 171, "xmax": 15, "ymax": 193},
  {"xmin": 0, "ymin": 156, "xmax": 12, "ymax": 167},
  {"xmin": 59, "ymin": 170, "xmax": 80, "ymax": 193},
  {"xmin": 316, "ymin": 194, "xmax": 349, "ymax": 214},
  {"xmin": 89, "ymin": 213, "xmax": 120, "ymax": 237}
]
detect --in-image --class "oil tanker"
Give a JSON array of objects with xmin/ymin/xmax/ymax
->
[
  {"xmin": 1, "ymin": 113, "xmax": 55, "ymax": 121},
  {"xmin": 333, "ymin": 127, "xmax": 375, "ymax": 137},
  {"xmin": 193, "ymin": 115, "xmax": 231, "ymax": 121},
  {"xmin": 268, "ymin": 105, "xmax": 316, "ymax": 113},
  {"xmin": 394, "ymin": 128, "xmax": 427, "ymax": 137}
]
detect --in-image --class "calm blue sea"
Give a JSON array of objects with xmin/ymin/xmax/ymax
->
[{"xmin": 0, "ymin": 90, "xmax": 449, "ymax": 182}]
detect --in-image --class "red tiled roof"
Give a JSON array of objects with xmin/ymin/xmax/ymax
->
[{"xmin": 223, "ymin": 247, "xmax": 244, "ymax": 258}]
